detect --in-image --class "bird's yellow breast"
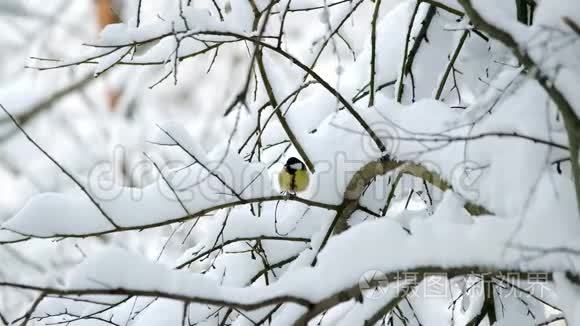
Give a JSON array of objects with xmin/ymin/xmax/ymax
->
[{"xmin": 279, "ymin": 169, "xmax": 309, "ymax": 192}]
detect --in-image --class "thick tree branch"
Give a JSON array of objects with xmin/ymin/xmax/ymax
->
[
  {"xmin": 0, "ymin": 266, "xmax": 561, "ymax": 324},
  {"xmin": 294, "ymin": 267, "xmax": 552, "ymax": 325},
  {"xmin": 328, "ymin": 158, "xmax": 490, "ymax": 240}
]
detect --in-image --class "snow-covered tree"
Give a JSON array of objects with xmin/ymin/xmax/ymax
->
[{"xmin": 0, "ymin": 0, "xmax": 579, "ymax": 325}]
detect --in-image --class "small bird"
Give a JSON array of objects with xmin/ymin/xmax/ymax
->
[{"xmin": 278, "ymin": 157, "xmax": 310, "ymax": 194}]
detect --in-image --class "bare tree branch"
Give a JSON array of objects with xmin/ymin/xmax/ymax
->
[
  {"xmin": 364, "ymin": 277, "xmax": 424, "ymax": 326},
  {"xmin": 368, "ymin": 0, "xmax": 383, "ymax": 107},
  {"xmin": 255, "ymin": 50, "xmax": 316, "ymax": 172},
  {"xmin": 396, "ymin": 2, "xmax": 420, "ymax": 103},
  {"xmin": 0, "ymin": 267, "xmax": 559, "ymax": 325},
  {"xmin": 1, "ymin": 195, "xmax": 337, "ymax": 244},
  {"xmin": 435, "ymin": 30, "xmax": 469, "ymax": 100},
  {"xmin": 0, "ymin": 104, "xmax": 120, "ymax": 229}
]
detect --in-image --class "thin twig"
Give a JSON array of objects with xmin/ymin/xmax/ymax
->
[
  {"xmin": 156, "ymin": 125, "xmax": 244, "ymax": 201},
  {"xmin": 368, "ymin": 0, "xmax": 383, "ymax": 107},
  {"xmin": 136, "ymin": 0, "xmax": 143, "ymax": 27},
  {"xmin": 396, "ymin": 2, "xmax": 420, "ymax": 102},
  {"xmin": 176, "ymin": 236, "xmax": 308, "ymax": 269},
  {"xmin": 1, "ymin": 194, "xmax": 337, "ymax": 244},
  {"xmin": 17, "ymin": 292, "xmax": 46, "ymax": 326},
  {"xmin": 435, "ymin": 30, "xmax": 469, "ymax": 100},
  {"xmin": 0, "ymin": 104, "xmax": 119, "ymax": 229},
  {"xmin": 256, "ymin": 50, "xmax": 316, "ymax": 172}
]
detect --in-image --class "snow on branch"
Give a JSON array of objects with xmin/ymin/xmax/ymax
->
[
  {"xmin": 458, "ymin": 0, "xmax": 580, "ymax": 211},
  {"xmin": 1, "ymin": 213, "xmax": 575, "ymax": 324}
]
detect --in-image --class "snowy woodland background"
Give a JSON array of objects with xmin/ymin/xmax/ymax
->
[{"xmin": 0, "ymin": 0, "xmax": 579, "ymax": 325}]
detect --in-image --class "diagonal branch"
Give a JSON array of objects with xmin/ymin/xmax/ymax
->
[
  {"xmin": 363, "ymin": 277, "xmax": 424, "ymax": 326},
  {"xmin": 227, "ymin": 33, "xmax": 387, "ymax": 153},
  {"xmin": 435, "ymin": 29, "xmax": 469, "ymax": 100},
  {"xmin": 144, "ymin": 153, "xmax": 192, "ymax": 218},
  {"xmin": 157, "ymin": 126, "xmax": 245, "ymax": 201},
  {"xmin": 14, "ymin": 292, "xmax": 46, "ymax": 326},
  {"xmin": 0, "ymin": 104, "xmax": 120, "ymax": 229},
  {"xmin": 235, "ymin": 36, "xmax": 387, "ymax": 153},
  {"xmin": 563, "ymin": 17, "xmax": 580, "ymax": 36},
  {"xmin": 404, "ymin": 4, "xmax": 437, "ymax": 76},
  {"xmin": 0, "ymin": 74, "xmax": 93, "ymax": 126},
  {"xmin": 255, "ymin": 50, "xmax": 315, "ymax": 172},
  {"xmin": 396, "ymin": 1, "xmax": 421, "ymax": 103},
  {"xmin": 466, "ymin": 275, "xmax": 496, "ymax": 326}
]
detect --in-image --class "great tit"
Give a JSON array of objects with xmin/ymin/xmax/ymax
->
[{"xmin": 278, "ymin": 157, "xmax": 309, "ymax": 193}]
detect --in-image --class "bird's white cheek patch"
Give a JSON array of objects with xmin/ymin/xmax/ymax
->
[{"xmin": 290, "ymin": 163, "xmax": 302, "ymax": 170}]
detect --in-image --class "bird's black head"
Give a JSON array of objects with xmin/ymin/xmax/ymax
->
[{"xmin": 284, "ymin": 157, "xmax": 304, "ymax": 174}]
